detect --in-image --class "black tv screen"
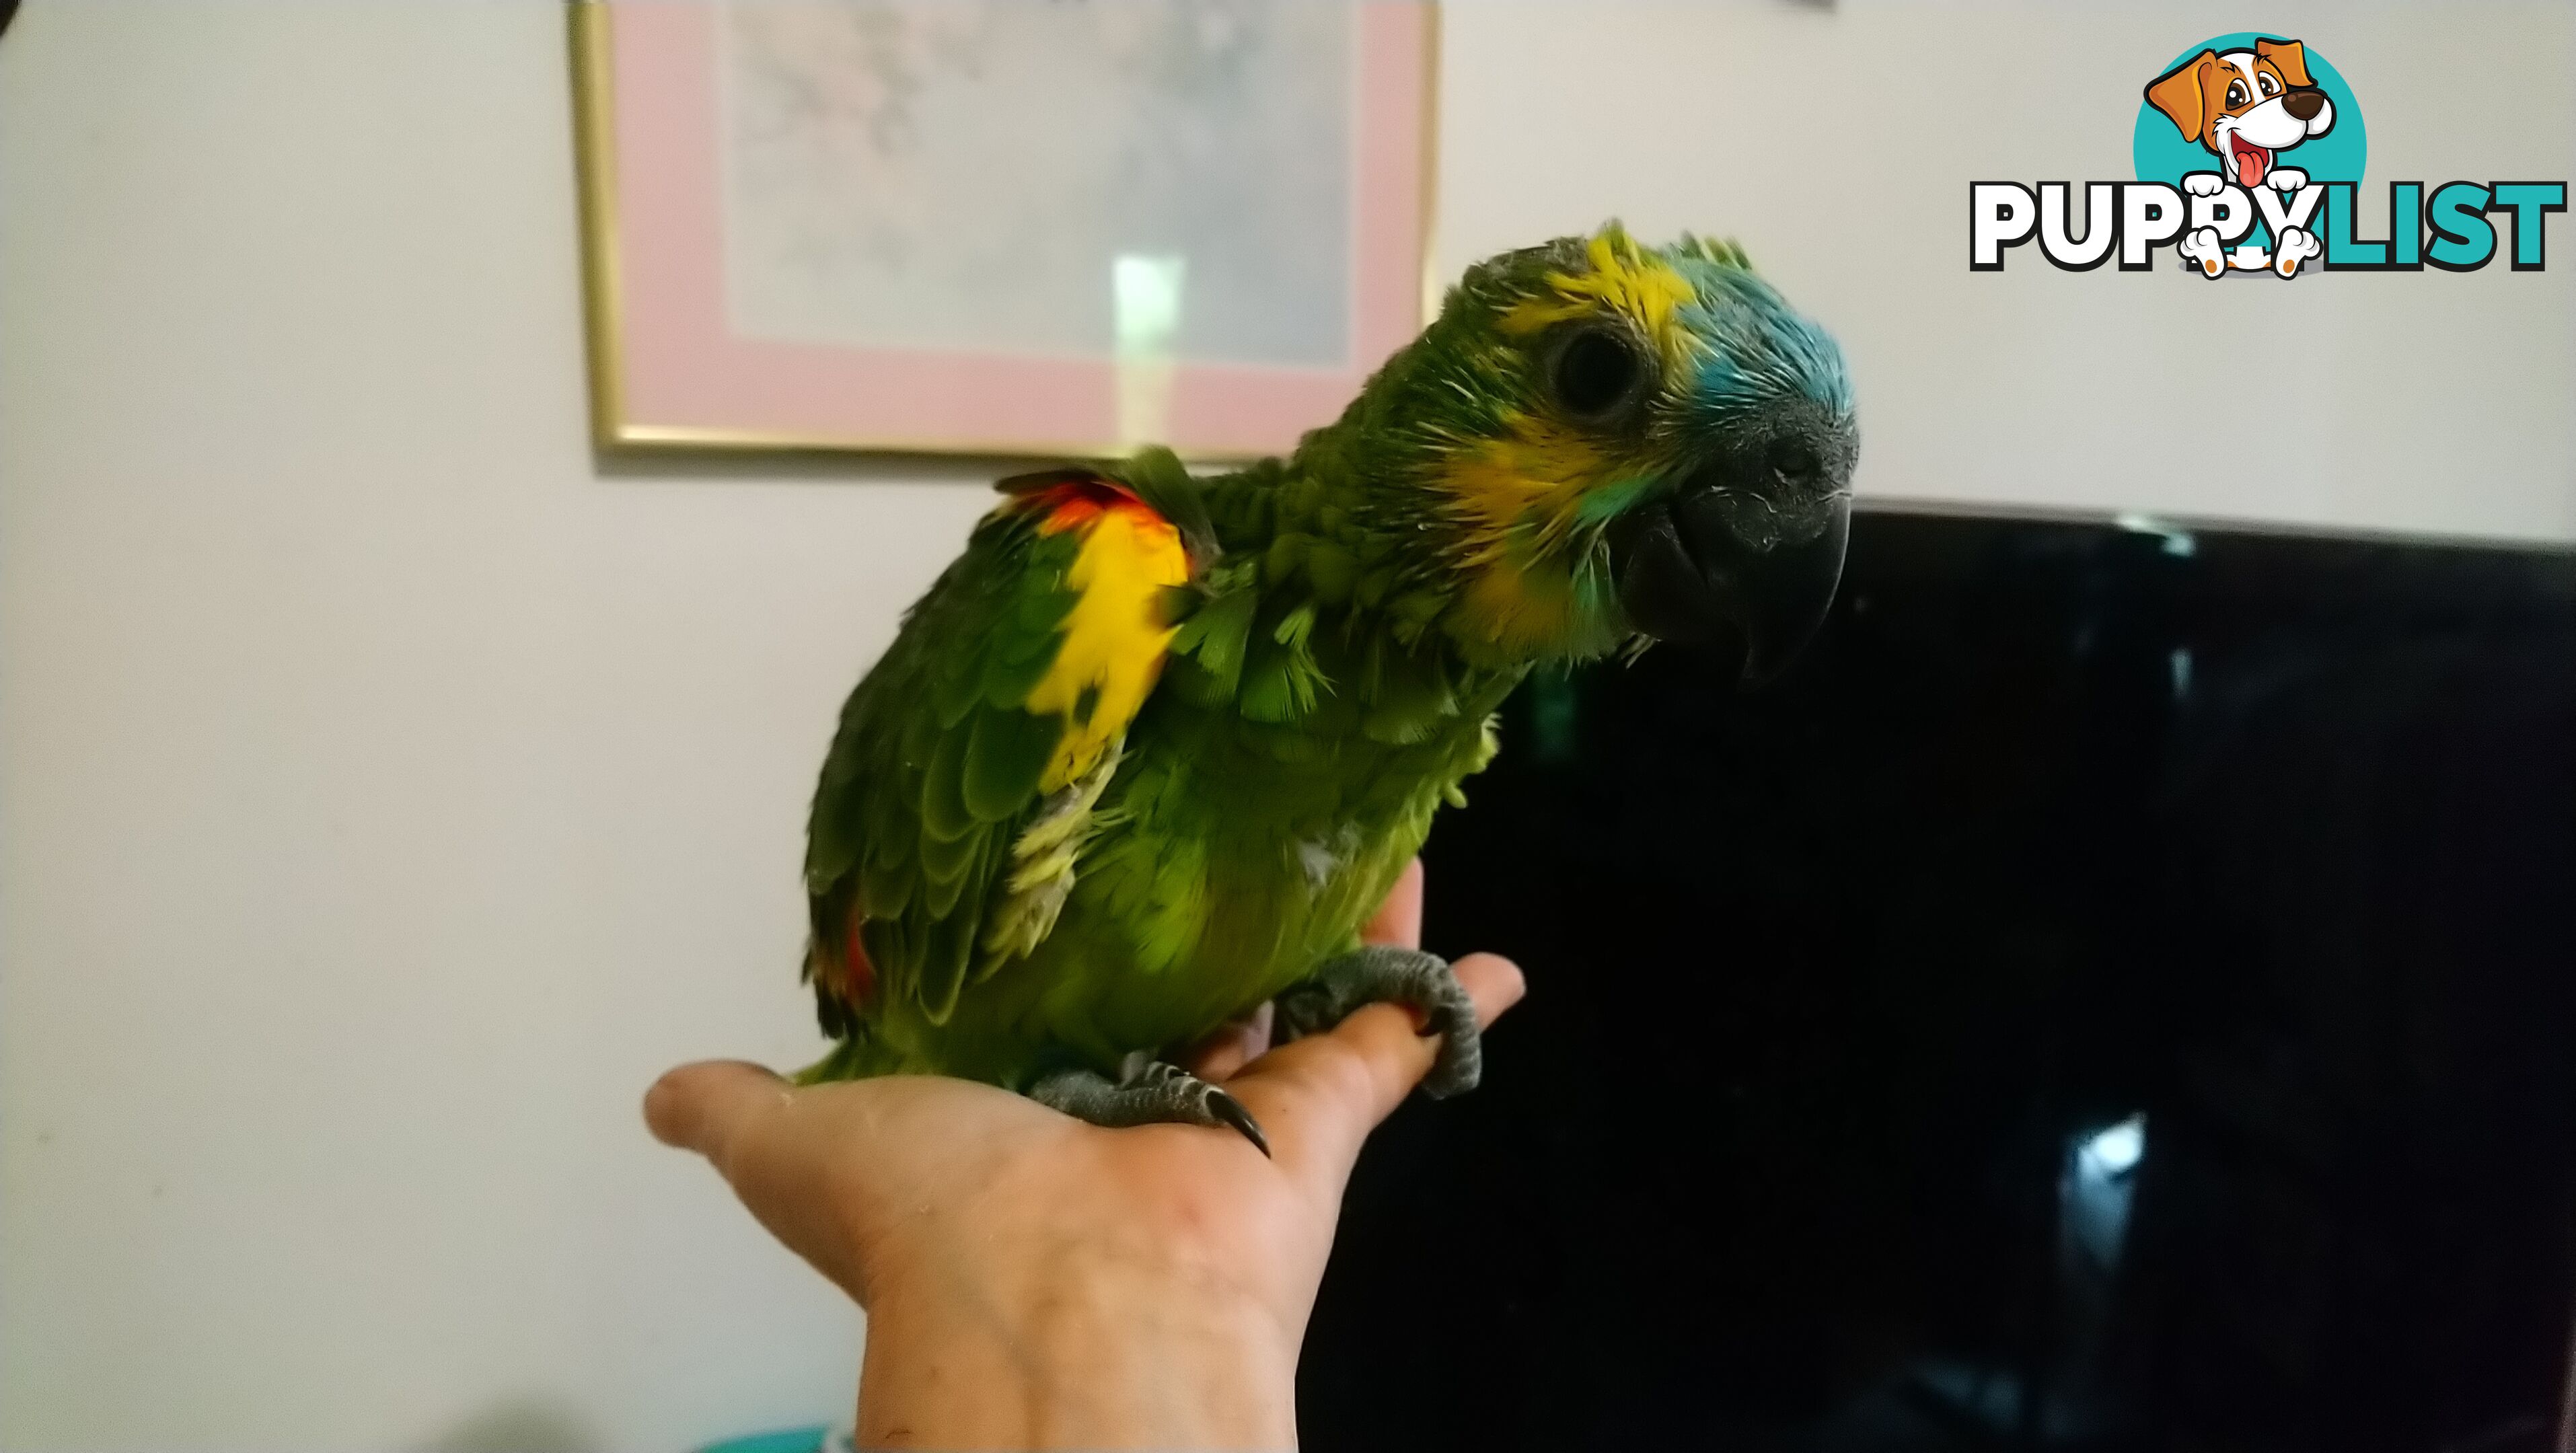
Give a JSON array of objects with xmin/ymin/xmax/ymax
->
[{"xmin": 1300, "ymin": 508, "xmax": 2576, "ymax": 1453}]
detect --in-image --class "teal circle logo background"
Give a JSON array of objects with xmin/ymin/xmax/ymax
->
[{"xmin": 2131, "ymin": 34, "xmax": 2366, "ymax": 189}]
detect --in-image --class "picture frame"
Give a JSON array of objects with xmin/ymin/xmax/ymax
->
[{"xmin": 567, "ymin": 0, "xmax": 1439, "ymax": 461}]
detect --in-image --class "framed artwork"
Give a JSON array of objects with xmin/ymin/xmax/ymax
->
[{"xmin": 568, "ymin": 0, "xmax": 1438, "ymax": 460}]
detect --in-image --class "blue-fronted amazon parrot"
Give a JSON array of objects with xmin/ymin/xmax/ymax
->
[{"xmin": 798, "ymin": 224, "xmax": 1855, "ymax": 1152}]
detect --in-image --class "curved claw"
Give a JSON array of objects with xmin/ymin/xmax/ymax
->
[
  {"xmin": 1030, "ymin": 1060, "xmax": 1273, "ymax": 1156},
  {"xmin": 1207, "ymin": 1087, "xmax": 1272, "ymax": 1158},
  {"xmin": 1276, "ymin": 946, "xmax": 1483, "ymax": 1101}
]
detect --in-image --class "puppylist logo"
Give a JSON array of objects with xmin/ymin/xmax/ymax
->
[{"xmin": 1971, "ymin": 33, "xmax": 2565, "ymax": 277}]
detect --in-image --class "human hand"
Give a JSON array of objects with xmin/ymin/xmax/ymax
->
[{"xmin": 643, "ymin": 858, "xmax": 1524, "ymax": 1450}]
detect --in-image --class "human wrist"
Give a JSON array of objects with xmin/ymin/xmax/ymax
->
[{"xmin": 854, "ymin": 1244, "xmax": 1300, "ymax": 1450}]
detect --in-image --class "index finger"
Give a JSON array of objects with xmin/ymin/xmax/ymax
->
[{"xmin": 1224, "ymin": 951, "xmax": 1523, "ymax": 1193}]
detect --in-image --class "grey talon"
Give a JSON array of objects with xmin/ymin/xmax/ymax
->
[
  {"xmin": 1029, "ymin": 1059, "xmax": 1272, "ymax": 1154},
  {"xmin": 1274, "ymin": 944, "xmax": 1485, "ymax": 1100}
]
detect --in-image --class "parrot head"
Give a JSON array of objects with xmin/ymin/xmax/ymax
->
[{"xmin": 1332, "ymin": 222, "xmax": 1856, "ymax": 682}]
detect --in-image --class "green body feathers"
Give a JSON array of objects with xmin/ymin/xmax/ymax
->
[
  {"xmin": 797, "ymin": 224, "xmax": 1855, "ymax": 1091},
  {"xmin": 801, "ymin": 443, "xmax": 1514, "ymax": 1088}
]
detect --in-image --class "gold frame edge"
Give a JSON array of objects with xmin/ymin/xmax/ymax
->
[{"xmin": 562, "ymin": 0, "xmax": 1440, "ymax": 463}]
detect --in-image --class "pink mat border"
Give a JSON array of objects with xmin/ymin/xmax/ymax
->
[{"xmin": 597, "ymin": 2, "xmax": 1432, "ymax": 458}]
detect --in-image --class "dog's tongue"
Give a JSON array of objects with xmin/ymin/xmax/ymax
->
[{"xmin": 2235, "ymin": 146, "xmax": 2268, "ymax": 188}]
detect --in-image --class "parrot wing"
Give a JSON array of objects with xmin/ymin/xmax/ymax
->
[{"xmin": 803, "ymin": 456, "xmax": 1201, "ymax": 1036}]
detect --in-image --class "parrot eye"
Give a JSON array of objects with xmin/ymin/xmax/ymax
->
[{"xmin": 1547, "ymin": 324, "xmax": 1648, "ymax": 423}]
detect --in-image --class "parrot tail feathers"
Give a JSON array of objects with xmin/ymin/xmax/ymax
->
[{"xmin": 800, "ymin": 895, "xmax": 876, "ymax": 1041}]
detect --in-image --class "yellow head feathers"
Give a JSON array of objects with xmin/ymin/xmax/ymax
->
[{"xmin": 1498, "ymin": 223, "xmax": 1704, "ymax": 368}]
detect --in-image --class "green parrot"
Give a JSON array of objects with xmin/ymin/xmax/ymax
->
[{"xmin": 798, "ymin": 223, "xmax": 1856, "ymax": 1152}]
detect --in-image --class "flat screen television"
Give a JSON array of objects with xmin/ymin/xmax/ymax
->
[{"xmin": 1300, "ymin": 508, "xmax": 2576, "ymax": 1453}]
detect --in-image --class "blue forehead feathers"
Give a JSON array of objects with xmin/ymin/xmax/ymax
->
[{"xmin": 1673, "ymin": 260, "xmax": 1852, "ymax": 419}]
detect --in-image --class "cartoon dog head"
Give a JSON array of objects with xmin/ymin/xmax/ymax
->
[{"xmin": 2145, "ymin": 38, "xmax": 2334, "ymax": 189}]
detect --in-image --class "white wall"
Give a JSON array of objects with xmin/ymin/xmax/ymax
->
[
  {"xmin": 2, "ymin": 4, "xmax": 2569, "ymax": 1452},
  {"xmin": 1, "ymin": 5, "xmax": 973, "ymax": 1449}
]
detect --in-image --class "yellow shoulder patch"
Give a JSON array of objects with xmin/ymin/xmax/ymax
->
[{"xmin": 1022, "ymin": 492, "xmax": 1188, "ymax": 792}]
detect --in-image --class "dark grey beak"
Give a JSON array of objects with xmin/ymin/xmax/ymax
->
[{"xmin": 1607, "ymin": 432, "xmax": 1853, "ymax": 686}]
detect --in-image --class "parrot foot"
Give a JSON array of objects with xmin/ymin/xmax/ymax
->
[
  {"xmin": 1274, "ymin": 946, "xmax": 1481, "ymax": 1099},
  {"xmin": 1029, "ymin": 1055, "xmax": 1270, "ymax": 1158}
]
